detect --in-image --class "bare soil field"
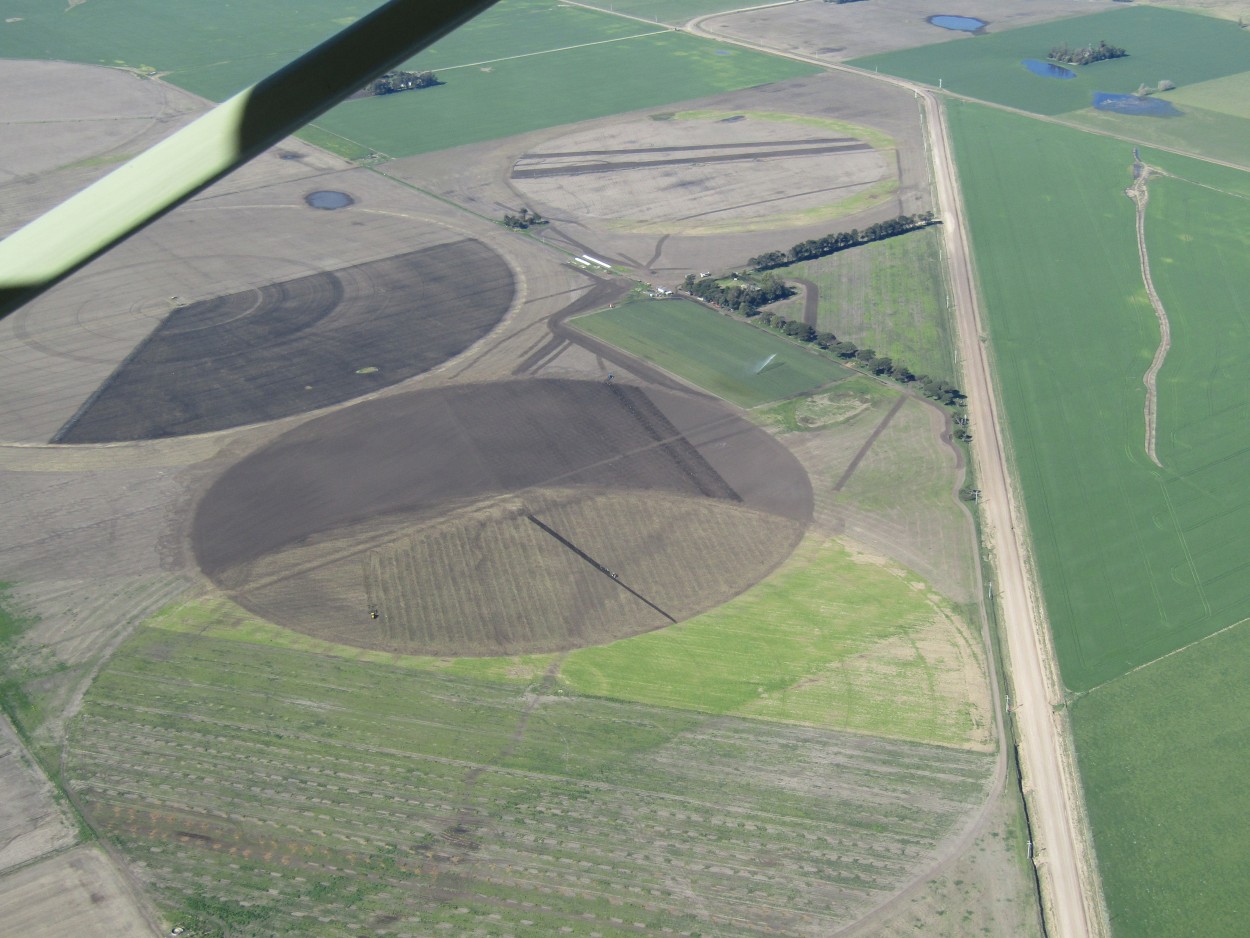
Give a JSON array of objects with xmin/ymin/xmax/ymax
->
[
  {"xmin": 0, "ymin": 713, "xmax": 75, "ymax": 872},
  {"xmin": 194, "ymin": 378, "xmax": 811, "ymax": 654},
  {"xmin": 695, "ymin": 0, "xmax": 1116, "ymax": 63},
  {"xmin": 53, "ymin": 240, "xmax": 514, "ymax": 442},
  {"xmin": 384, "ymin": 69, "xmax": 930, "ymax": 281},
  {"xmin": 511, "ymin": 111, "xmax": 891, "ymax": 234},
  {"xmin": 0, "ymin": 845, "xmax": 157, "ymax": 938}
]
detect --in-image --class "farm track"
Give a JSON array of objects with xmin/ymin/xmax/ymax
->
[{"xmin": 1126, "ymin": 162, "xmax": 1171, "ymax": 468}]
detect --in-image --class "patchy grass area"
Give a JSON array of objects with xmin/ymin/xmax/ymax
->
[
  {"xmin": 573, "ymin": 298, "xmax": 850, "ymax": 406},
  {"xmin": 561, "ymin": 534, "xmax": 990, "ymax": 748},
  {"xmin": 785, "ymin": 226, "xmax": 955, "ymax": 382},
  {"xmin": 67, "ymin": 625, "xmax": 994, "ymax": 936},
  {"xmin": 1073, "ymin": 620, "xmax": 1250, "ymax": 938},
  {"xmin": 852, "ymin": 6, "xmax": 1250, "ymax": 117}
]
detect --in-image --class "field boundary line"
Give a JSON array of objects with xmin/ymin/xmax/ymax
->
[
  {"xmin": 437, "ymin": 29, "xmax": 672, "ymax": 72},
  {"xmin": 1079, "ymin": 615, "xmax": 1250, "ymax": 698}
]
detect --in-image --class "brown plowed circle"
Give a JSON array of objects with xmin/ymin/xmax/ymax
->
[{"xmin": 193, "ymin": 378, "xmax": 812, "ymax": 657}]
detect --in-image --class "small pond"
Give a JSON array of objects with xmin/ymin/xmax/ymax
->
[
  {"xmin": 1022, "ymin": 59, "xmax": 1076, "ymax": 80},
  {"xmin": 1092, "ymin": 92, "xmax": 1182, "ymax": 117},
  {"xmin": 305, "ymin": 190, "xmax": 355, "ymax": 210},
  {"xmin": 929, "ymin": 15, "xmax": 986, "ymax": 32}
]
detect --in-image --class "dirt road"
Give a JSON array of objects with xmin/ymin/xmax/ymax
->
[
  {"xmin": 679, "ymin": 12, "xmax": 1107, "ymax": 936},
  {"xmin": 920, "ymin": 90, "xmax": 1107, "ymax": 938}
]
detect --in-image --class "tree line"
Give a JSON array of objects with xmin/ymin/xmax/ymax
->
[
  {"xmin": 747, "ymin": 212, "xmax": 935, "ymax": 271},
  {"xmin": 752, "ymin": 309, "xmax": 966, "ymax": 410}
]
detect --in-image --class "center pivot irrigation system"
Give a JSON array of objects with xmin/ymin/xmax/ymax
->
[{"xmin": 0, "ymin": 0, "xmax": 503, "ymax": 321}]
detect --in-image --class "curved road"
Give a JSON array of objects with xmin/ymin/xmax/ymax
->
[{"xmin": 680, "ymin": 11, "xmax": 1108, "ymax": 938}]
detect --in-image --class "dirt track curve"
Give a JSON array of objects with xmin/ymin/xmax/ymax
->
[
  {"xmin": 1127, "ymin": 161, "xmax": 1170, "ymax": 468},
  {"xmin": 680, "ymin": 10, "xmax": 1107, "ymax": 937}
]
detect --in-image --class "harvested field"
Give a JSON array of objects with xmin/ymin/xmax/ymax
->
[
  {"xmin": 193, "ymin": 378, "xmax": 811, "ymax": 655},
  {"xmin": 65, "ymin": 626, "xmax": 995, "ymax": 937},
  {"xmin": 511, "ymin": 111, "xmax": 893, "ymax": 234},
  {"xmin": 0, "ymin": 846, "xmax": 156, "ymax": 938},
  {"xmin": 53, "ymin": 240, "xmax": 513, "ymax": 442}
]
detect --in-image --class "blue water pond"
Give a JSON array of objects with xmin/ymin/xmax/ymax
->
[
  {"xmin": 929, "ymin": 15, "xmax": 986, "ymax": 32},
  {"xmin": 1022, "ymin": 59, "xmax": 1076, "ymax": 79},
  {"xmin": 1092, "ymin": 92, "xmax": 1182, "ymax": 117},
  {"xmin": 305, "ymin": 190, "xmax": 354, "ymax": 210}
]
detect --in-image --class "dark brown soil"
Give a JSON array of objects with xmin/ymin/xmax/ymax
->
[
  {"xmin": 52, "ymin": 240, "xmax": 513, "ymax": 443},
  {"xmin": 192, "ymin": 378, "xmax": 812, "ymax": 655}
]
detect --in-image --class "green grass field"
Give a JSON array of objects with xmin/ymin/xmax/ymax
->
[
  {"xmin": 66, "ymin": 618, "xmax": 994, "ymax": 936},
  {"xmin": 573, "ymin": 298, "xmax": 850, "ymax": 407},
  {"xmin": 852, "ymin": 6, "xmax": 1250, "ymax": 117},
  {"xmin": 950, "ymin": 99, "xmax": 1250, "ymax": 935},
  {"xmin": 785, "ymin": 227, "xmax": 956, "ymax": 382},
  {"xmin": 310, "ymin": 30, "xmax": 817, "ymax": 158},
  {"xmin": 1073, "ymin": 620, "xmax": 1250, "ymax": 938},
  {"xmin": 0, "ymin": 0, "xmax": 817, "ymax": 159},
  {"xmin": 946, "ymin": 100, "xmax": 1250, "ymax": 691}
]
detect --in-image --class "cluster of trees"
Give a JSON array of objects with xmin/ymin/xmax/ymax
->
[
  {"xmin": 753, "ymin": 310, "xmax": 966, "ymax": 408},
  {"xmin": 1047, "ymin": 41, "xmax": 1127, "ymax": 65},
  {"xmin": 748, "ymin": 212, "xmax": 936, "ymax": 271},
  {"xmin": 502, "ymin": 207, "xmax": 546, "ymax": 230},
  {"xmin": 681, "ymin": 271, "xmax": 793, "ymax": 315},
  {"xmin": 366, "ymin": 70, "xmax": 441, "ymax": 95}
]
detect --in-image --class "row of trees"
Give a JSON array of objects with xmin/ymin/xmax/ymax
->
[
  {"xmin": 1047, "ymin": 41, "xmax": 1127, "ymax": 65},
  {"xmin": 753, "ymin": 309, "xmax": 966, "ymax": 407},
  {"xmin": 748, "ymin": 212, "xmax": 936, "ymax": 271},
  {"xmin": 681, "ymin": 271, "xmax": 793, "ymax": 315}
]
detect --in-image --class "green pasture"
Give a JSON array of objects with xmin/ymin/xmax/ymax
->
[
  {"xmin": 68, "ymin": 623, "xmax": 993, "ymax": 935},
  {"xmin": 948, "ymin": 100, "xmax": 1250, "ymax": 691},
  {"xmin": 560, "ymin": 536, "xmax": 985, "ymax": 745},
  {"xmin": 309, "ymin": 31, "xmax": 816, "ymax": 158},
  {"xmin": 1073, "ymin": 620, "xmax": 1250, "ymax": 938},
  {"xmin": 788, "ymin": 226, "xmax": 956, "ymax": 382},
  {"xmin": 852, "ymin": 6, "xmax": 1250, "ymax": 117},
  {"xmin": 0, "ymin": 0, "xmax": 815, "ymax": 159},
  {"xmin": 573, "ymin": 298, "xmax": 848, "ymax": 407}
]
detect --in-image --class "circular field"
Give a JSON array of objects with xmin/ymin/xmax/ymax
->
[
  {"xmin": 53, "ymin": 239, "xmax": 514, "ymax": 442},
  {"xmin": 193, "ymin": 379, "xmax": 812, "ymax": 656},
  {"xmin": 510, "ymin": 111, "xmax": 893, "ymax": 233}
]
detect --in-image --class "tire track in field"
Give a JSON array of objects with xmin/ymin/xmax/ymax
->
[{"xmin": 833, "ymin": 393, "xmax": 907, "ymax": 492}]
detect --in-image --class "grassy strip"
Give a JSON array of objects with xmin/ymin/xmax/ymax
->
[
  {"xmin": 572, "ymin": 297, "xmax": 850, "ymax": 407},
  {"xmin": 785, "ymin": 226, "xmax": 955, "ymax": 381}
]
